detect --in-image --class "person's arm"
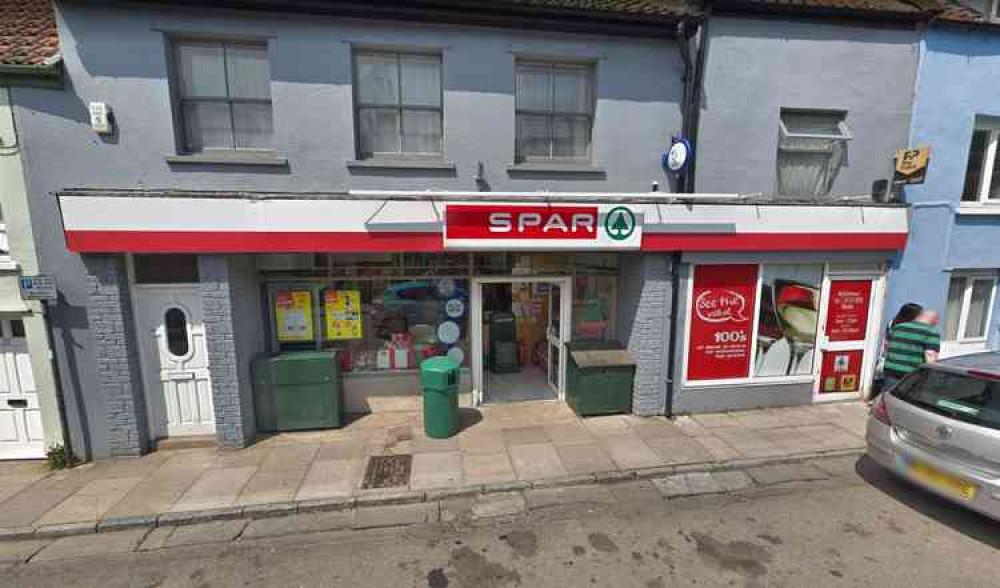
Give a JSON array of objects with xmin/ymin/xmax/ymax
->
[{"xmin": 924, "ymin": 328, "xmax": 941, "ymax": 364}]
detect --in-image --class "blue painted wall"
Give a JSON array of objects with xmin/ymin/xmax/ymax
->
[{"xmin": 887, "ymin": 26, "xmax": 1000, "ymax": 349}]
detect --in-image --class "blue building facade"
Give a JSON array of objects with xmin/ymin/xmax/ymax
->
[{"xmin": 888, "ymin": 19, "xmax": 1000, "ymax": 358}]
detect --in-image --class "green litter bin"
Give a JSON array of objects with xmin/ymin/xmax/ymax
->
[{"xmin": 421, "ymin": 356, "xmax": 460, "ymax": 439}]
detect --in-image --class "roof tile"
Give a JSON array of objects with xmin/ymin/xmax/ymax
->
[{"xmin": 0, "ymin": 0, "xmax": 59, "ymax": 66}]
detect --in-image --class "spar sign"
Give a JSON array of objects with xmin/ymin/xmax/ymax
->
[{"xmin": 444, "ymin": 204, "xmax": 641, "ymax": 250}]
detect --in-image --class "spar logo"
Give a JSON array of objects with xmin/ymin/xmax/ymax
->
[
  {"xmin": 604, "ymin": 207, "xmax": 636, "ymax": 241},
  {"xmin": 695, "ymin": 289, "xmax": 750, "ymax": 323}
]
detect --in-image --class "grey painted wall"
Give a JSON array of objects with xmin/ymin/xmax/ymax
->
[
  {"xmin": 13, "ymin": 1, "xmax": 684, "ymax": 458},
  {"xmin": 695, "ymin": 16, "xmax": 920, "ymax": 198}
]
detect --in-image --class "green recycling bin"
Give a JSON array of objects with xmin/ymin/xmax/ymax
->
[{"xmin": 421, "ymin": 356, "xmax": 460, "ymax": 439}]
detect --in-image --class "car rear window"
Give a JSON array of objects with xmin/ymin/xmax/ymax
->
[{"xmin": 893, "ymin": 368, "xmax": 1000, "ymax": 431}]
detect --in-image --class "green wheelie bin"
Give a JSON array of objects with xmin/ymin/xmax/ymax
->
[{"xmin": 421, "ymin": 357, "xmax": 460, "ymax": 439}]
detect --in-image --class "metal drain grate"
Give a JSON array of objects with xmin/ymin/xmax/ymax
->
[{"xmin": 362, "ymin": 454, "xmax": 412, "ymax": 489}]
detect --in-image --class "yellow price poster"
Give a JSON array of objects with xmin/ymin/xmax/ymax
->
[
  {"xmin": 325, "ymin": 290, "xmax": 362, "ymax": 340},
  {"xmin": 276, "ymin": 290, "xmax": 314, "ymax": 342}
]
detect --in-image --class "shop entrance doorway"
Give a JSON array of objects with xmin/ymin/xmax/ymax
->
[
  {"xmin": 471, "ymin": 277, "xmax": 571, "ymax": 405},
  {"xmin": 814, "ymin": 271, "xmax": 883, "ymax": 402}
]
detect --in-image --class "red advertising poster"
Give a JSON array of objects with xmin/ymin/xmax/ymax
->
[
  {"xmin": 687, "ymin": 264, "xmax": 758, "ymax": 381},
  {"xmin": 825, "ymin": 280, "xmax": 873, "ymax": 342},
  {"xmin": 819, "ymin": 349, "xmax": 864, "ymax": 394}
]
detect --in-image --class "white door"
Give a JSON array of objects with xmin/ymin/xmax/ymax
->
[
  {"xmin": 0, "ymin": 319, "xmax": 44, "ymax": 459},
  {"xmin": 813, "ymin": 275, "xmax": 881, "ymax": 402},
  {"xmin": 135, "ymin": 287, "xmax": 215, "ymax": 438}
]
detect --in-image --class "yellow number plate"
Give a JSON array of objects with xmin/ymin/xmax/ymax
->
[{"xmin": 909, "ymin": 461, "xmax": 977, "ymax": 500}]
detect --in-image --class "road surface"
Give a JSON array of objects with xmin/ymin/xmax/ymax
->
[{"xmin": 5, "ymin": 456, "xmax": 999, "ymax": 588}]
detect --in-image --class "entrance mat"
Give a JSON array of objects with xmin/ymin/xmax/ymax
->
[{"xmin": 362, "ymin": 454, "xmax": 413, "ymax": 490}]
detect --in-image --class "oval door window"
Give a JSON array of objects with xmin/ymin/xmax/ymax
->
[{"xmin": 164, "ymin": 307, "xmax": 190, "ymax": 357}]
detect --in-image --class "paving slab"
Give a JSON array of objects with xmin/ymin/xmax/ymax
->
[
  {"xmin": 0, "ymin": 472, "xmax": 49, "ymax": 505},
  {"xmin": 693, "ymin": 436, "xmax": 741, "ymax": 462},
  {"xmin": 236, "ymin": 468, "xmax": 308, "ymax": 506},
  {"xmin": 0, "ymin": 539, "xmax": 50, "ymax": 564},
  {"xmin": 463, "ymin": 452, "xmax": 516, "ymax": 486},
  {"xmin": 509, "ymin": 443, "xmax": 568, "ymax": 480},
  {"xmin": 258, "ymin": 444, "xmax": 320, "ymax": 472},
  {"xmin": 458, "ymin": 429, "xmax": 505, "ymax": 455},
  {"xmin": 672, "ymin": 416, "xmax": 714, "ymax": 437},
  {"xmin": 296, "ymin": 459, "xmax": 364, "ymax": 501},
  {"xmin": 35, "ymin": 476, "xmax": 144, "ymax": 526},
  {"xmin": 171, "ymin": 467, "xmax": 256, "ymax": 512},
  {"xmin": 315, "ymin": 437, "xmax": 369, "ymax": 461},
  {"xmin": 524, "ymin": 485, "xmax": 615, "ymax": 510},
  {"xmin": 0, "ymin": 487, "xmax": 87, "ymax": 529},
  {"xmin": 597, "ymin": 435, "xmax": 662, "ymax": 470},
  {"xmin": 606, "ymin": 480, "xmax": 663, "ymax": 504},
  {"xmin": 471, "ymin": 491, "xmax": 526, "ymax": 519},
  {"xmin": 642, "ymin": 436, "xmax": 713, "ymax": 465},
  {"xmin": 627, "ymin": 418, "xmax": 688, "ymax": 440},
  {"xmin": 747, "ymin": 463, "xmax": 830, "ymax": 486},
  {"xmin": 353, "ymin": 503, "xmax": 437, "ymax": 529},
  {"xmin": 581, "ymin": 414, "xmax": 633, "ymax": 437},
  {"xmin": 544, "ymin": 422, "xmax": 594, "ymax": 446},
  {"xmin": 32, "ymin": 528, "xmax": 148, "ymax": 561},
  {"xmin": 502, "ymin": 425, "xmax": 551, "ymax": 446},
  {"xmin": 242, "ymin": 510, "xmax": 355, "ymax": 539},
  {"xmin": 103, "ymin": 466, "xmax": 206, "ymax": 520},
  {"xmin": 554, "ymin": 443, "xmax": 617, "ymax": 475},
  {"xmin": 411, "ymin": 451, "xmax": 463, "ymax": 490},
  {"xmin": 690, "ymin": 413, "xmax": 738, "ymax": 429},
  {"xmin": 164, "ymin": 520, "xmax": 248, "ymax": 547}
]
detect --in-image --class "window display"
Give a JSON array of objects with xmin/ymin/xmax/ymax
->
[
  {"xmin": 271, "ymin": 278, "xmax": 469, "ymax": 373},
  {"xmin": 572, "ymin": 275, "xmax": 617, "ymax": 341},
  {"xmin": 754, "ymin": 264, "xmax": 823, "ymax": 377},
  {"xmin": 686, "ymin": 263, "xmax": 824, "ymax": 383}
]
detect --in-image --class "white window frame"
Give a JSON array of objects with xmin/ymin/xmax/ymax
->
[
  {"xmin": 172, "ymin": 39, "xmax": 274, "ymax": 154},
  {"xmin": 775, "ymin": 109, "xmax": 853, "ymax": 198},
  {"xmin": 514, "ymin": 60, "xmax": 595, "ymax": 164},
  {"xmin": 942, "ymin": 271, "xmax": 998, "ymax": 355},
  {"xmin": 960, "ymin": 123, "xmax": 1000, "ymax": 205},
  {"xmin": 352, "ymin": 50, "xmax": 444, "ymax": 159}
]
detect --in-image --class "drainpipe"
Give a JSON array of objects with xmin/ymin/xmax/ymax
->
[{"xmin": 665, "ymin": 12, "xmax": 708, "ymax": 416}]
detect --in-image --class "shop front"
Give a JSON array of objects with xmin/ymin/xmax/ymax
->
[
  {"xmin": 58, "ymin": 189, "xmax": 907, "ymax": 451},
  {"xmin": 673, "ymin": 256, "xmax": 889, "ymax": 413},
  {"xmin": 256, "ymin": 251, "xmax": 620, "ymax": 412}
]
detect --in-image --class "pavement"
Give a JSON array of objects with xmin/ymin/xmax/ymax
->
[
  {"xmin": 3, "ymin": 453, "xmax": 999, "ymax": 587},
  {"xmin": 0, "ymin": 401, "xmax": 869, "ymax": 541}
]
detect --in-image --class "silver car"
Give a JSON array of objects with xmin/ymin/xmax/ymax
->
[{"xmin": 866, "ymin": 352, "xmax": 1000, "ymax": 521}]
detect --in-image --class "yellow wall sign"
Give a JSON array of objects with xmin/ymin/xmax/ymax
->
[
  {"xmin": 276, "ymin": 290, "xmax": 314, "ymax": 342},
  {"xmin": 325, "ymin": 290, "xmax": 362, "ymax": 340},
  {"xmin": 894, "ymin": 145, "xmax": 930, "ymax": 184}
]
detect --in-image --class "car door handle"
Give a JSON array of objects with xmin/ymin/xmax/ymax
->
[{"xmin": 6, "ymin": 399, "xmax": 27, "ymax": 408}]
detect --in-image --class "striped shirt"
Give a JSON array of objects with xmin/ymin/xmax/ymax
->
[{"xmin": 884, "ymin": 320, "xmax": 941, "ymax": 377}]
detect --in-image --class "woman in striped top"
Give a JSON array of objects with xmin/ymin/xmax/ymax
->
[{"xmin": 882, "ymin": 308, "xmax": 941, "ymax": 393}]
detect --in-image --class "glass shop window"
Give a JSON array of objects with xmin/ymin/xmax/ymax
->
[{"xmin": 271, "ymin": 278, "xmax": 470, "ymax": 372}]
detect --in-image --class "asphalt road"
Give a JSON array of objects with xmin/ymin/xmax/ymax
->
[{"xmin": 5, "ymin": 456, "xmax": 999, "ymax": 588}]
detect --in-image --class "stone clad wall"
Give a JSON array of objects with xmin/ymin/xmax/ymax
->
[
  {"xmin": 82, "ymin": 254, "xmax": 148, "ymax": 457},
  {"xmin": 199, "ymin": 255, "xmax": 260, "ymax": 449},
  {"xmin": 618, "ymin": 254, "xmax": 672, "ymax": 416}
]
